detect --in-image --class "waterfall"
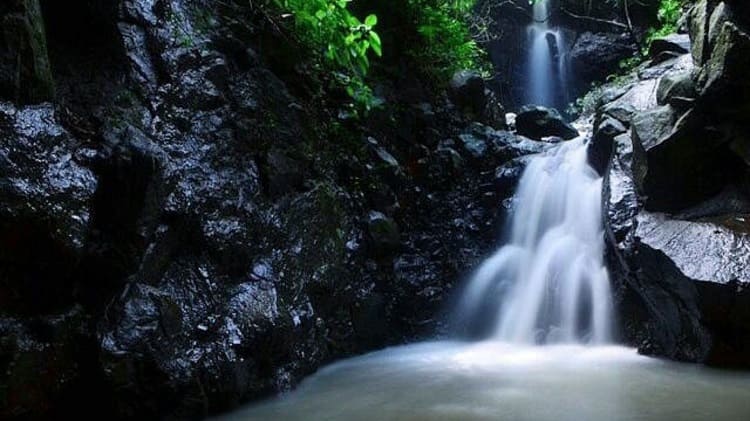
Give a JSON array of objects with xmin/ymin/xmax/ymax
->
[
  {"xmin": 527, "ymin": 0, "xmax": 569, "ymax": 108},
  {"xmin": 456, "ymin": 137, "xmax": 613, "ymax": 345}
]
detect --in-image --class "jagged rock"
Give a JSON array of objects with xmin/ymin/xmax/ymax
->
[
  {"xmin": 600, "ymin": 79, "xmax": 660, "ymax": 125},
  {"xmin": 449, "ymin": 70, "xmax": 506, "ymax": 129},
  {"xmin": 450, "ymin": 70, "xmax": 484, "ymax": 111},
  {"xmin": 709, "ymin": 3, "xmax": 732, "ymax": 45},
  {"xmin": 515, "ymin": 105, "xmax": 578, "ymax": 140},
  {"xmin": 656, "ymin": 71, "xmax": 697, "ymax": 106},
  {"xmin": 603, "ymin": 132, "xmax": 639, "ymax": 244},
  {"xmin": 589, "ymin": 117, "xmax": 626, "ymax": 175},
  {"xmin": 457, "ymin": 133, "xmax": 488, "ymax": 159},
  {"xmin": 697, "ymin": 22, "xmax": 750, "ymax": 116},
  {"xmin": 265, "ymin": 149, "xmax": 304, "ymax": 197},
  {"xmin": 690, "ymin": 0, "xmax": 711, "ymax": 65},
  {"xmin": 599, "ymin": 18, "xmax": 750, "ymax": 365},
  {"xmin": 495, "ymin": 155, "xmax": 531, "ymax": 199},
  {"xmin": 0, "ymin": 103, "xmax": 97, "ymax": 314}
]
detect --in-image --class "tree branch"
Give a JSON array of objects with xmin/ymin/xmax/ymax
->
[{"xmin": 560, "ymin": 7, "xmax": 630, "ymax": 30}]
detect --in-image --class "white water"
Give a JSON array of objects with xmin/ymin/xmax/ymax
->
[
  {"xmin": 214, "ymin": 2, "xmax": 750, "ymax": 419},
  {"xmin": 456, "ymin": 136, "xmax": 612, "ymax": 344},
  {"xmin": 221, "ymin": 342, "xmax": 750, "ymax": 421},
  {"xmin": 527, "ymin": 0, "xmax": 568, "ymax": 107}
]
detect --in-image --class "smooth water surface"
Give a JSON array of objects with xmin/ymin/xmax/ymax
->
[{"xmin": 219, "ymin": 341, "xmax": 750, "ymax": 421}]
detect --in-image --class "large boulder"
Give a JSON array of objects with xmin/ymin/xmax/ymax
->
[
  {"xmin": 0, "ymin": 102, "xmax": 97, "ymax": 314},
  {"xmin": 449, "ymin": 70, "xmax": 506, "ymax": 129},
  {"xmin": 696, "ymin": 21, "xmax": 750, "ymax": 116},
  {"xmin": 689, "ymin": 0, "xmax": 711, "ymax": 65},
  {"xmin": 598, "ymin": 26, "xmax": 750, "ymax": 366},
  {"xmin": 570, "ymin": 32, "xmax": 638, "ymax": 90},
  {"xmin": 656, "ymin": 70, "xmax": 697, "ymax": 107},
  {"xmin": 515, "ymin": 105, "xmax": 578, "ymax": 140}
]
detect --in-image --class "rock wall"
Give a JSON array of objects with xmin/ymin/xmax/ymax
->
[
  {"xmin": 593, "ymin": 0, "xmax": 750, "ymax": 366},
  {"xmin": 0, "ymin": 0, "xmax": 539, "ymax": 419}
]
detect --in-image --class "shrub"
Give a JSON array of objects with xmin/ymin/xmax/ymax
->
[
  {"xmin": 406, "ymin": 0, "xmax": 485, "ymax": 85},
  {"xmin": 645, "ymin": 0, "xmax": 683, "ymax": 45},
  {"xmin": 271, "ymin": 0, "xmax": 382, "ymax": 112}
]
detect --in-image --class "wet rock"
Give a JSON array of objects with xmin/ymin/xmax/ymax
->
[
  {"xmin": 0, "ymin": 103, "xmax": 97, "ymax": 314},
  {"xmin": 649, "ymin": 34, "xmax": 691, "ymax": 58},
  {"xmin": 570, "ymin": 32, "xmax": 638, "ymax": 93},
  {"xmin": 449, "ymin": 70, "xmax": 485, "ymax": 116},
  {"xmin": 630, "ymin": 212, "xmax": 750, "ymax": 362},
  {"xmin": 603, "ymin": 133, "xmax": 639, "ymax": 244},
  {"xmin": 265, "ymin": 149, "xmax": 304, "ymax": 197},
  {"xmin": 600, "ymin": 79, "xmax": 660, "ymax": 124},
  {"xmin": 0, "ymin": 0, "xmax": 518, "ymax": 417},
  {"xmin": 690, "ymin": 0, "xmax": 711, "ymax": 65},
  {"xmin": 449, "ymin": 70, "xmax": 506, "ymax": 129},
  {"xmin": 709, "ymin": 3, "xmax": 732, "ymax": 49},
  {"xmin": 656, "ymin": 71, "xmax": 697, "ymax": 107},
  {"xmin": 515, "ymin": 105, "xmax": 578, "ymax": 141},
  {"xmin": 495, "ymin": 156, "xmax": 531, "ymax": 198},
  {"xmin": 457, "ymin": 133, "xmax": 488, "ymax": 159},
  {"xmin": 589, "ymin": 117, "xmax": 626, "ymax": 176},
  {"xmin": 697, "ymin": 22, "xmax": 750, "ymax": 116},
  {"xmin": 367, "ymin": 211, "xmax": 401, "ymax": 253},
  {"xmin": 600, "ymin": 19, "xmax": 750, "ymax": 364}
]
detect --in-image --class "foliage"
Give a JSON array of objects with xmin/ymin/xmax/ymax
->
[
  {"xmin": 271, "ymin": 0, "xmax": 382, "ymax": 113},
  {"xmin": 406, "ymin": 0, "xmax": 486, "ymax": 84},
  {"xmin": 645, "ymin": 0, "xmax": 683, "ymax": 46}
]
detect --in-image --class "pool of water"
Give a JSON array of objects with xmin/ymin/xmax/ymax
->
[{"xmin": 217, "ymin": 341, "xmax": 750, "ymax": 421}]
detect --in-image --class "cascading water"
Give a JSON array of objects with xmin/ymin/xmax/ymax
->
[
  {"xmin": 527, "ymin": 0, "xmax": 569, "ymax": 108},
  {"xmin": 453, "ymin": 0, "xmax": 611, "ymax": 346},
  {"xmin": 456, "ymin": 135, "xmax": 613, "ymax": 344}
]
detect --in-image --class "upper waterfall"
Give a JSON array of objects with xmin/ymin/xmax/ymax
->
[{"xmin": 527, "ymin": 0, "xmax": 569, "ymax": 108}]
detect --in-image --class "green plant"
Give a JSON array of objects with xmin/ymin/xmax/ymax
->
[
  {"xmin": 406, "ymin": 0, "xmax": 486, "ymax": 84},
  {"xmin": 645, "ymin": 0, "xmax": 683, "ymax": 46},
  {"xmin": 272, "ymin": 0, "xmax": 382, "ymax": 113}
]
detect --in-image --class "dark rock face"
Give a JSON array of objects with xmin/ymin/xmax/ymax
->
[
  {"xmin": 570, "ymin": 32, "xmax": 638, "ymax": 90},
  {"xmin": 0, "ymin": 103, "xmax": 97, "ymax": 314},
  {"xmin": 449, "ymin": 70, "xmax": 506, "ymax": 129},
  {"xmin": 516, "ymin": 105, "xmax": 578, "ymax": 140},
  {"xmin": 0, "ymin": 1, "xmax": 537, "ymax": 419},
  {"xmin": 597, "ymin": 0, "xmax": 750, "ymax": 366}
]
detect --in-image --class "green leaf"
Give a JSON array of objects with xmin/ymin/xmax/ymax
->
[
  {"xmin": 364, "ymin": 14, "xmax": 378, "ymax": 27},
  {"xmin": 369, "ymin": 32, "xmax": 382, "ymax": 56}
]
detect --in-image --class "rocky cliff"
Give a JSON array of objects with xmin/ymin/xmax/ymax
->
[
  {"xmin": 0, "ymin": 0, "xmax": 540, "ymax": 419},
  {"xmin": 592, "ymin": 0, "xmax": 750, "ymax": 366}
]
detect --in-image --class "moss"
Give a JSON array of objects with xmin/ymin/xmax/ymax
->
[{"xmin": 0, "ymin": 0, "xmax": 55, "ymax": 103}]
